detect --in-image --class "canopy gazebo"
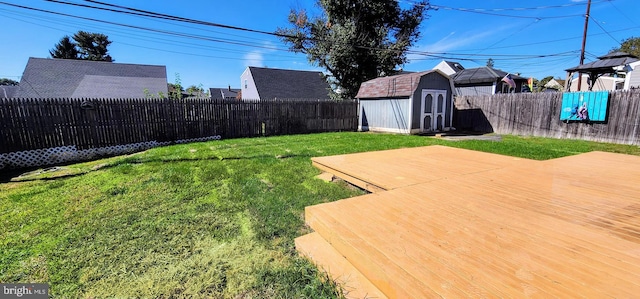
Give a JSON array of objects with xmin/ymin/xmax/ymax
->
[{"xmin": 565, "ymin": 51, "xmax": 638, "ymax": 91}]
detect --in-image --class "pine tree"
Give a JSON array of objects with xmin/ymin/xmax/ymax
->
[
  {"xmin": 49, "ymin": 31, "xmax": 113, "ymax": 62},
  {"xmin": 73, "ymin": 31, "xmax": 113, "ymax": 62},
  {"xmin": 49, "ymin": 36, "xmax": 79, "ymax": 59}
]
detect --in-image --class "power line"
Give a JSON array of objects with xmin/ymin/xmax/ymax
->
[
  {"xmin": 431, "ymin": 0, "xmax": 611, "ymax": 12},
  {"xmin": 11, "ymin": 1, "xmax": 421, "ymax": 57},
  {"xmin": 1, "ymin": 0, "xmax": 624, "ymax": 72},
  {"xmin": 407, "ymin": 50, "xmax": 580, "ymax": 59},
  {"xmin": 475, "ymin": 18, "xmax": 541, "ymax": 53},
  {"xmin": 46, "ymin": 0, "xmax": 294, "ymax": 39},
  {"xmin": 0, "ymin": 0, "xmax": 529, "ymax": 61},
  {"xmin": 399, "ymin": 0, "xmax": 593, "ymax": 20},
  {"xmin": 457, "ymin": 25, "xmax": 640, "ymax": 51},
  {"xmin": 0, "ymin": 8, "xmax": 302, "ymax": 61},
  {"xmin": 606, "ymin": 0, "xmax": 638, "ymax": 26},
  {"xmin": 589, "ymin": 15, "xmax": 623, "ymax": 45},
  {"xmin": 0, "ymin": 2, "xmax": 291, "ymax": 52}
]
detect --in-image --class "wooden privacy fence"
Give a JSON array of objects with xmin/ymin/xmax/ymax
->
[
  {"xmin": 454, "ymin": 89, "xmax": 640, "ymax": 145},
  {"xmin": 0, "ymin": 98, "xmax": 357, "ymax": 169}
]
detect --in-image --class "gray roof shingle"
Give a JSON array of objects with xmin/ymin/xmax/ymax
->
[
  {"xmin": 1, "ymin": 85, "xmax": 18, "ymax": 98},
  {"xmin": 210, "ymin": 87, "xmax": 240, "ymax": 99},
  {"xmin": 565, "ymin": 51, "xmax": 639, "ymax": 72},
  {"xmin": 249, "ymin": 66, "xmax": 330, "ymax": 100},
  {"xmin": 15, "ymin": 57, "xmax": 168, "ymax": 98},
  {"xmin": 356, "ymin": 70, "xmax": 441, "ymax": 98},
  {"xmin": 452, "ymin": 67, "xmax": 526, "ymax": 85}
]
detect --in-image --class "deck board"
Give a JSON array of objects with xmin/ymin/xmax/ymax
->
[
  {"xmin": 311, "ymin": 145, "xmax": 534, "ymax": 192},
  {"xmin": 295, "ymin": 232, "xmax": 388, "ymax": 299},
  {"xmin": 300, "ymin": 145, "xmax": 640, "ymax": 298}
]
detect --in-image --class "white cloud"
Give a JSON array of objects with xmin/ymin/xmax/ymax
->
[
  {"xmin": 243, "ymin": 51, "xmax": 264, "ymax": 67},
  {"xmin": 408, "ymin": 22, "xmax": 522, "ymax": 62}
]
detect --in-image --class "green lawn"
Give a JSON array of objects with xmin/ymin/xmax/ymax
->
[{"xmin": 2, "ymin": 132, "xmax": 639, "ymax": 298}]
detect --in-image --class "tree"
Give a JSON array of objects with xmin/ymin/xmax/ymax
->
[
  {"xmin": 167, "ymin": 83, "xmax": 183, "ymax": 99},
  {"xmin": 49, "ymin": 36, "xmax": 79, "ymax": 59},
  {"xmin": 186, "ymin": 84, "xmax": 208, "ymax": 97},
  {"xmin": 610, "ymin": 36, "xmax": 640, "ymax": 58},
  {"xmin": 49, "ymin": 31, "xmax": 113, "ymax": 62},
  {"xmin": 0, "ymin": 78, "xmax": 19, "ymax": 86},
  {"xmin": 167, "ymin": 73, "xmax": 184, "ymax": 99},
  {"xmin": 277, "ymin": 0, "xmax": 430, "ymax": 99},
  {"xmin": 73, "ymin": 31, "xmax": 113, "ymax": 62},
  {"xmin": 486, "ymin": 58, "xmax": 495, "ymax": 68}
]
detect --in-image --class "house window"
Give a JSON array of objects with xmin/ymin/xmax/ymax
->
[{"xmin": 244, "ymin": 79, "xmax": 247, "ymax": 89}]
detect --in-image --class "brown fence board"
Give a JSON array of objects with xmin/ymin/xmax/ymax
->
[
  {"xmin": 0, "ymin": 98, "xmax": 357, "ymax": 156},
  {"xmin": 454, "ymin": 90, "xmax": 640, "ymax": 145}
]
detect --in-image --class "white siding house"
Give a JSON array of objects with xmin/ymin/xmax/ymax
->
[
  {"xmin": 569, "ymin": 74, "xmax": 625, "ymax": 91},
  {"xmin": 624, "ymin": 61, "xmax": 640, "ymax": 90},
  {"xmin": 240, "ymin": 67, "xmax": 260, "ymax": 99},
  {"xmin": 432, "ymin": 60, "xmax": 465, "ymax": 76}
]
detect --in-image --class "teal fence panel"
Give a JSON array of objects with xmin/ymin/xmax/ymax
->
[{"xmin": 560, "ymin": 91, "xmax": 609, "ymax": 121}]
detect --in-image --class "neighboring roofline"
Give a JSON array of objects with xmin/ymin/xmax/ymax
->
[
  {"xmin": 27, "ymin": 57, "xmax": 167, "ymax": 69},
  {"xmin": 452, "ymin": 66, "xmax": 526, "ymax": 85},
  {"xmin": 245, "ymin": 66, "xmax": 330, "ymax": 99},
  {"xmin": 247, "ymin": 65, "xmax": 324, "ymax": 75},
  {"xmin": 598, "ymin": 51, "xmax": 639, "ymax": 59}
]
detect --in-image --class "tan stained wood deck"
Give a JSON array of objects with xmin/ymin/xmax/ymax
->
[
  {"xmin": 298, "ymin": 146, "xmax": 640, "ymax": 298},
  {"xmin": 311, "ymin": 145, "xmax": 535, "ymax": 192}
]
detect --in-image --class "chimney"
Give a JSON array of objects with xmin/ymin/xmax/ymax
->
[{"xmin": 228, "ymin": 85, "xmax": 231, "ymax": 91}]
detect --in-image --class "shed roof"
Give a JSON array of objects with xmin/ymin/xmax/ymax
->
[
  {"xmin": 356, "ymin": 70, "xmax": 447, "ymax": 99},
  {"xmin": 249, "ymin": 66, "xmax": 330, "ymax": 100},
  {"xmin": 565, "ymin": 52, "xmax": 639, "ymax": 72},
  {"xmin": 452, "ymin": 67, "xmax": 526, "ymax": 85},
  {"xmin": 15, "ymin": 57, "xmax": 168, "ymax": 98}
]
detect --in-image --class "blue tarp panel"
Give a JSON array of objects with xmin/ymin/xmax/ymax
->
[{"xmin": 560, "ymin": 91, "xmax": 609, "ymax": 121}]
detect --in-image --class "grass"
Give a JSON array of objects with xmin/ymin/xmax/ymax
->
[{"xmin": 1, "ymin": 132, "xmax": 639, "ymax": 298}]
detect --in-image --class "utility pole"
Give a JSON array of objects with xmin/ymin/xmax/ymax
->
[{"xmin": 577, "ymin": 0, "xmax": 592, "ymax": 91}]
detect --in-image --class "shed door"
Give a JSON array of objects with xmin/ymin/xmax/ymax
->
[{"xmin": 421, "ymin": 89, "xmax": 447, "ymax": 132}]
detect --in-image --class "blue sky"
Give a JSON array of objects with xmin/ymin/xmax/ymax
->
[{"xmin": 1, "ymin": 0, "xmax": 638, "ymax": 89}]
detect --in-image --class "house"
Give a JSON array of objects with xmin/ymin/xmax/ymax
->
[
  {"xmin": 240, "ymin": 66, "xmax": 331, "ymax": 100},
  {"xmin": 432, "ymin": 60, "xmax": 465, "ymax": 76},
  {"xmin": 210, "ymin": 86, "xmax": 240, "ymax": 100},
  {"xmin": 1, "ymin": 85, "xmax": 18, "ymax": 99},
  {"xmin": 14, "ymin": 57, "xmax": 168, "ymax": 98},
  {"xmin": 624, "ymin": 60, "xmax": 640, "ymax": 90},
  {"xmin": 544, "ymin": 79, "xmax": 565, "ymax": 90},
  {"xmin": 568, "ymin": 75, "xmax": 625, "ymax": 92},
  {"xmin": 356, "ymin": 70, "xmax": 455, "ymax": 134},
  {"xmin": 565, "ymin": 51, "xmax": 638, "ymax": 91},
  {"xmin": 451, "ymin": 67, "xmax": 528, "ymax": 96}
]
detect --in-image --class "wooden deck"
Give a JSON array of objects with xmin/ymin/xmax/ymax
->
[
  {"xmin": 311, "ymin": 146, "xmax": 535, "ymax": 192},
  {"xmin": 297, "ymin": 146, "xmax": 640, "ymax": 298}
]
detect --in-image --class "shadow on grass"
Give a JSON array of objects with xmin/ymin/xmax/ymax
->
[{"xmin": 1, "ymin": 153, "xmax": 314, "ymax": 183}]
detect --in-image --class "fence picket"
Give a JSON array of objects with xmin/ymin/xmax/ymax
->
[
  {"xmin": 455, "ymin": 90, "xmax": 640, "ymax": 145},
  {"xmin": 0, "ymin": 97, "xmax": 357, "ymax": 168}
]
